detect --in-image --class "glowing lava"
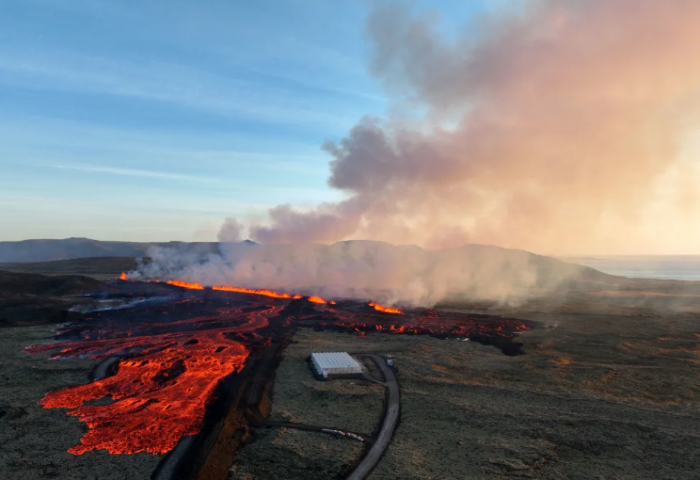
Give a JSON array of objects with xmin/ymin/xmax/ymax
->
[
  {"xmin": 26, "ymin": 299, "xmax": 277, "ymax": 455},
  {"xmin": 30, "ymin": 330, "xmax": 247, "ymax": 455},
  {"xmin": 369, "ymin": 302, "xmax": 403, "ymax": 314},
  {"xmin": 166, "ymin": 280, "xmax": 204, "ymax": 290},
  {"xmin": 212, "ymin": 285, "xmax": 303, "ymax": 299},
  {"xmin": 119, "ymin": 272, "xmax": 128, "ymax": 281},
  {"xmin": 169, "ymin": 279, "xmax": 329, "ymax": 303}
]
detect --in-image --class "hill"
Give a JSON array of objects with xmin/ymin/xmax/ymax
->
[
  {"xmin": 0, "ymin": 257, "xmax": 141, "ymax": 280},
  {"xmin": 0, "ymin": 237, "xmax": 224, "ymax": 263}
]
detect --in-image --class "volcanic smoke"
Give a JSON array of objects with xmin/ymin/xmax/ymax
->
[
  {"xmin": 128, "ymin": 0, "xmax": 700, "ymax": 308},
  {"xmin": 240, "ymin": 0, "xmax": 700, "ymax": 255},
  {"xmin": 132, "ymin": 240, "xmax": 582, "ymax": 307}
]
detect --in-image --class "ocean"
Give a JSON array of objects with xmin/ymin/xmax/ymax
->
[{"xmin": 564, "ymin": 256, "xmax": 700, "ymax": 281}]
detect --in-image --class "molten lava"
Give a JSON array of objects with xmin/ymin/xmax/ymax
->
[
  {"xmin": 119, "ymin": 272, "xmax": 128, "ymax": 281},
  {"xmin": 170, "ymin": 279, "xmax": 329, "ymax": 303},
  {"xmin": 28, "ymin": 282, "xmax": 536, "ymax": 457},
  {"xmin": 369, "ymin": 302, "xmax": 403, "ymax": 314},
  {"xmin": 33, "ymin": 331, "xmax": 247, "ymax": 455},
  {"xmin": 166, "ymin": 280, "xmax": 204, "ymax": 290},
  {"xmin": 212, "ymin": 285, "xmax": 302, "ymax": 299},
  {"xmin": 27, "ymin": 299, "xmax": 277, "ymax": 455}
]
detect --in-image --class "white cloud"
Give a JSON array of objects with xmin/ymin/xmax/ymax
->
[{"xmin": 43, "ymin": 163, "xmax": 220, "ymax": 183}]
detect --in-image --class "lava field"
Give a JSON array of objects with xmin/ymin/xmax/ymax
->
[{"xmin": 27, "ymin": 281, "xmax": 536, "ymax": 459}]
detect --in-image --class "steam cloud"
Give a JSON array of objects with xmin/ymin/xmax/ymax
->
[
  {"xmin": 137, "ymin": 0, "xmax": 700, "ymax": 305},
  {"xmin": 134, "ymin": 241, "xmax": 585, "ymax": 306}
]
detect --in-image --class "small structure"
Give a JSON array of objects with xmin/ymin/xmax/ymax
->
[{"xmin": 310, "ymin": 352, "xmax": 363, "ymax": 379}]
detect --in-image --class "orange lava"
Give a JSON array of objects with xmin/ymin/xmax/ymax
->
[
  {"xmin": 119, "ymin": 272, "xmax": 128, "ymax": 281},
  {"xmin": 211, "ymin": 285, "xmax": 303, "ymax": 299},
  {"xmin": 165, "ymin": 278, "xmax": 333, "ymax": 304},
  {"xmin": 30, "ymin": 329, "xmax": 248, "ymax": 455},
  {"xmin": 369, "ymin": 302, "xmax": 403, "ymax": 314},
  {"xmin": 166, "ymin": 280, "xmax": 204, "ymax": 290},
  {"xmin": 26, "ymin": 300, "xmax": 278, "ymax": 456}
]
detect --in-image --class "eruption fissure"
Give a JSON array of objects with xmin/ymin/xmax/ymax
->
[
  {"xmin": 157, "ymin": 276, "xmax": 390, "ymax": 309},
  {"xmin": 166, "ymin": 280, "xmax": 204, "ymax": 290},
  {"xmin": 212, "ymin": 285, "xmax": 303, "ymax": 300}
]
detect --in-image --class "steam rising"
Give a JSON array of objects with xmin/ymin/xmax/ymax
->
[
  {"xmin": 133, "ymin": 241, "xmax": 587, "ymax": 306},
  {"xmin": 137, "ymin": 0, "xmax": 700, "ymax": 305}
]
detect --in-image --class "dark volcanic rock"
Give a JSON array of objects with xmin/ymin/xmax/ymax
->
[{"xmin": 0, "ymin": 406, "xmax": 28, "ymax": 420}]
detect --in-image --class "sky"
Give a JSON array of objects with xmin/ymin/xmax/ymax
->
[
  {"xmin": 4, "ymin": 1, "xmax": 699, "ymax": 256},
  {"xmin": 0, "ymin": 0, "xmax": 502, "ymax": 242}
]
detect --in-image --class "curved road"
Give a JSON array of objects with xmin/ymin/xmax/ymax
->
[{"xmin": 346, "ymin": 354, "xmax": 400, "ymax": 480}]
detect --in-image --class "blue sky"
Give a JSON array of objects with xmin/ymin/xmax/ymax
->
[{"xmin": 0, "ymin": 0, "xmax": 503, "ymax": 242}]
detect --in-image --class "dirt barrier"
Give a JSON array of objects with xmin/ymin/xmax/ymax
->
[
  {"xmin": 151, "ymin": 338, "xmax": 289, "ymax": 480},
  {"xmin": 88, "ymin": 356, "xmax": 121, "ymax": 382}
]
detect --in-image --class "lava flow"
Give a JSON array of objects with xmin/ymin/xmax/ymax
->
[
  {"xmin": 369, "ymin": 302, "xmax": 403, "ymax": 314},
  {"xmin": 166, "ymin": 279, "xmax": 204, "ymax": 289},
  {"xmin": 28, "ymin": 282, "xmax": 536, "ymax": 457},
  {"xmin": 212, "ymin": 285, "xmax": 302, "ymax": 299},
  {"xmin": 31, "ymin": 329, "xmax": 248, "ymax": 454},
  {"xmin": 26, "ymin": 296, "xmax": 277, "ymax": 455}
]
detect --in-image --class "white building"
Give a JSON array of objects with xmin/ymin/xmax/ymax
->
[{"xmin": 310, "ymin": 352, "xmax": 363, "ymax": 379}]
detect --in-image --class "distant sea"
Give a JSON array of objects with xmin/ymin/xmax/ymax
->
[{"xmin": 563, "ymin": 256, "xmax": 700, "ymax": 281}]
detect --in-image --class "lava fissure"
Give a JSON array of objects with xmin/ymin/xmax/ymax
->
[{"xmin": 28, "ymin": 282, "xmax": 536, "ymax": 458}]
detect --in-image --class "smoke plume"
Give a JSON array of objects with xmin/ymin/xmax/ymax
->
[
  {"xmin": 136, "ymin": 0, "xmax": 700, "ymax": 305},
  {"xmin": 249, "ymin": 0, "xmax": 700, "ymax": 255},
  {"xmin": 218, "ymin": 218, "xmax": 243, "ymax": 243},
  {"xmin": 133, "ymin": 241, "xmax": 589, "ymax": 306}
]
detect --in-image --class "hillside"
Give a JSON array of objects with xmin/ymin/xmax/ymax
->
[
  {"xmin": 0, "ymin": 238, "xmax": 619, "ymax": 289},
  {"xmin": 0, "ymin": 257, "xmax": 141, "ymax": 280},
  {"xmin": 0, "ymin": 237, "xmax": 222, "ymax": 263}
]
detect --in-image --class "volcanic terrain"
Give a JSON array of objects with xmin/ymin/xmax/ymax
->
[{"xmin": 2, "ymin": 254, "xmax": 700, "ymax": 479}]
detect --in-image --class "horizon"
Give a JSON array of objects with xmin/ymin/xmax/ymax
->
[{"xmin": 1, "ymin": 236, "xmax": 699, "ymax": 258}]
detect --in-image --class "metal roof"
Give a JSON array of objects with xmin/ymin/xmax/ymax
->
[{"xmin": 311, "ymin": 352, "xmax": 362, "ymax": 371}]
